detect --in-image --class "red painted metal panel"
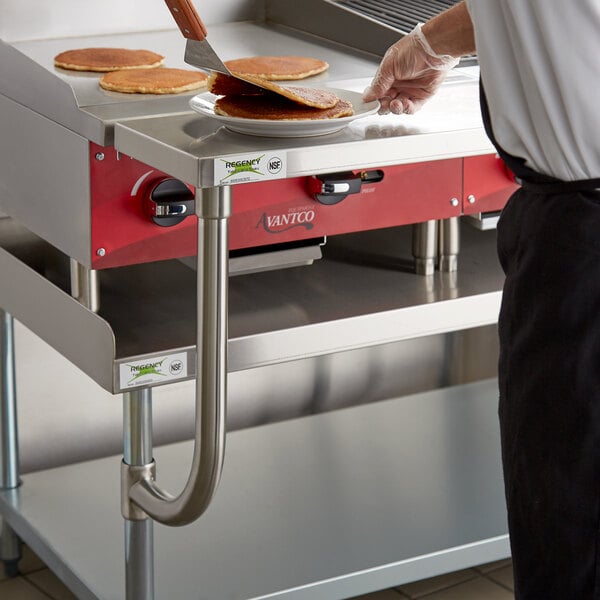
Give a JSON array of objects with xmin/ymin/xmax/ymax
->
[
  {"xmin": 90, "ymin": 141, "xmax": 464, "ymax": 269},
  {"xmin": 230, "ymin": 159, "xmax": 463, "ymax": 250},
  {"xmin": 90, "ymin": 144, "xmax": 197, "ymax": 269},
  {"xmin": 463, "ymin": 154, "xmax": 519, "ymax": 215}
]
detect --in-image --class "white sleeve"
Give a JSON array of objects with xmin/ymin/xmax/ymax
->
[{"xmin": 465, "ymin": 0, "xmax": 600, "ymax": 180}]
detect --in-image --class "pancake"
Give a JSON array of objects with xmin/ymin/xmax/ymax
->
[
  {"xmin": 214, "ymin": 94, "xmax": 354, "ymax": 121},
  {"xmin": 223, "ymin": 56, "xmax": 329, "ymax": 80},
  {"xmin": 54, "ymin": 48, "xmax": 165, "ymax": 72},
  {"xmin": 207, "ymin": 71, "xmax": 266, "ymax": 96},
  {"xmin": 208, "ymin": 72, "xmax": 338, "ymax": 109},
  {"xmin": 99, "ymin": 68, "xmax": 208, "ymax": 94}
]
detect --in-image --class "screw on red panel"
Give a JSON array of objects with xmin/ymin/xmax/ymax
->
[
  {"xmin": 95, "ymin": 153, "xmax": 105, "ymax": 161},
  {"xmin": 450, "ymin": 198, "xmax": 459, "ymax": 207},
  {"xmin": 96, "ymin": 248, "xmax": 106, "ymax": 257},
  {"xmin": 467, "ymin": 195, "xmax": 476, "ymax": 204}
]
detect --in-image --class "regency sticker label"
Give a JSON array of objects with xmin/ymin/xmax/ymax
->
[
  {"xmin": 119, "ymin": 352, "xmax": 188, "ymax": 389},
  {"xmin": 214, "ymin": 152, "xmax": 287, "ymax": 185}
]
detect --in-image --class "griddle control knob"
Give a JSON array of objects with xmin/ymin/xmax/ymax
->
[
  {"xmin": 310, "ymin": 172, "xmax": 363, "ymax": 205},
  {"xmin": 145, "ymin": 178, "xmax": 195, "ymax": 227}
]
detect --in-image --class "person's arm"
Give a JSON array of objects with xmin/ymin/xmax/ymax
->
[
  {"xmin": 422, "ymin": 1, "xmax": 475, "ymax": 58},
  {"xmin": 363, "ymin": 1, "xmax": 475, "ymax": 114}
]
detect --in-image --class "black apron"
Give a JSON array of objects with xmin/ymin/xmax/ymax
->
[{"xmin": 481, "ymin": 83, "xmax": 600, "ymax": 600}]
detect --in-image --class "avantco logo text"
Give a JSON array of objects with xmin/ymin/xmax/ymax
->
[{"xmin": 256, "ymin": 206, "xmax": 316, "ymax": 234}]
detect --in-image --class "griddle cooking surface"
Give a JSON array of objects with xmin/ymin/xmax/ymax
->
[{"xmin": 337, "ymin": 0, "xmax": 460, "ymax": 33}]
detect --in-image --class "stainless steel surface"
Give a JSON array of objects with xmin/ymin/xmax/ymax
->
[
  {"xmin": 13, "ymin": 319, "xmax": 498, "ymax": 476},
  {"xmin": 0, "ymin": 218, "xmax": 502, "ymax": 393},
  {"xmin": 1, "ymin": 22, "xmax": 379, "ymax": 145},
  {"xmin": 465, "ymin": 211, "xmax": 501, "ymax": 231},
  {"xmin": 0, "ymin": 380, "xmax": 509, "ymax": 600},
  {"xmin": 266, "ymin": 0, "xmax": 471, "ymax": 59},
  {"xmin": 185, "ymin": 38, "xmax": 231, "ymax": 74},
  {"xmin": 0, "ymin": 221, "xmax": 116, "ymax": 391},
  {"xmin": 266, "ymin": 0, "xmax": 402, "ymax": 56},
  {"xmin": 439, "ymin": 216, "xmax": 460, "ymax": 272},
  {"xmin": 337, "ymin": 0, "xmax": 459, "ymax": 34},
  {"xmin": 114, "ymin": 69, "xmax": 489, "ymax": 188},
  {"xmin": 122, "ymin": 463, "xmax": 156, "ymax": 522},
  {"xmin": 70, "ymin": 259, "xmax": 100, "ymax": 312},
  {"xmin": 127, "ymin": 187, "xmax": 231, "ymax": 526},
  {"xmin": 0, "ymin": 94, "xmax": 92, "ymax": 265},
  {"xmin": 230, "ymin": 242, "xmax": 323, "ymax": 275},
  {"xmin": 412, "ymin": 220, "xmax": 437, "ymax": 276}
]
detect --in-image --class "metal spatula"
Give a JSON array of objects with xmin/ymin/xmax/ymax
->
[{"xmin": 163, "ymin": 0, "xmax": 271, "ymax": 91}]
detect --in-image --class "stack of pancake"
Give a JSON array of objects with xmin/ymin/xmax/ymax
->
[{"xmin": 208, "ymin": 57, "xmax": 353, "ymax": 121}]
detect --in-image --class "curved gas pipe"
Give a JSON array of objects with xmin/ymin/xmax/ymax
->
[{"xmin": 121, "ymin": 185, "xmax": 231, "ymax": 526}]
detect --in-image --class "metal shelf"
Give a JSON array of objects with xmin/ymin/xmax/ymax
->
[
  {"xmin": 0, "ymin": 379, "xmax": 509, "ymax": 600},
  {"xmin": 0, "ymin": 220, "xmax": 503, "ymax": 393}
]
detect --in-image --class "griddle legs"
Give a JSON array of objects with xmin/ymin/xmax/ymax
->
[
  {"xmin": 0, "ymin": 308, "xmax": 22, "ymax": 577},
  {"xmin": 412, "ymin": 217, "xmax": 460, "ymax": 275},
  {"xmin": 69, "ymin": 259, "xmax": 100, "ymax": 312}
]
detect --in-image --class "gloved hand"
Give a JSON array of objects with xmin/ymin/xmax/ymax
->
[{"xmin": 363, "ymin": 23, "xmax": 460, "ymax": 115}]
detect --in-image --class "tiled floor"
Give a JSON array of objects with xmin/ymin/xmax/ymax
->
[{"xmin": 0, "ymin": 545, "xmax": 514, "ymax": 600}]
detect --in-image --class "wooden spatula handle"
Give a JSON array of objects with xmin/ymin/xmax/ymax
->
[{"xmin": 164, "ymin": 0, "xmax": 207, "ymax": 41}]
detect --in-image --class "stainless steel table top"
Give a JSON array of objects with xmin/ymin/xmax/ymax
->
[
  {"xmin": 2, "ymin": 22, "xmax": 380, "ymax": 144},
  {"xmin": 114, "ymin": 68, "xmax": 491, "ymax": 187}
]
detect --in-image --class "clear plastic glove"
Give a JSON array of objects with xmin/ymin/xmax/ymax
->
[{"xmin": 363, "ymin": 24, "xmax": 460, "ymax": 115}]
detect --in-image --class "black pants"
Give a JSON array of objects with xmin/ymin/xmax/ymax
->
[{"xmin": 497, "ymin": 186, "xmax": 600, "ymax": 599}]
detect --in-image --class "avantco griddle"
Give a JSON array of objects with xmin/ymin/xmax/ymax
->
[{"xmin": 0, "ymin": 1, "xmax": 513, "ymax": 598}]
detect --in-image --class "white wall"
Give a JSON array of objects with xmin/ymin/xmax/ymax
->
[{"xmin": 0, "ymin": 0, "xmax": 264, "ymax": 42}]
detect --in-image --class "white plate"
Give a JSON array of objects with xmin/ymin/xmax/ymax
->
[{"xmin": 189, "ymin": 88, "xmax": 380, "ymax": 138}]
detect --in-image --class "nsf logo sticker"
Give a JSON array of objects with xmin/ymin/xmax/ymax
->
[
  {"xmin": 267, "ymin": 156, "xmax": 283, "ymax": 175},
  {"xmin": 214, "ymin": 152, "xmax": 287, "ymax": 185},
  {"xmin": 119, "ymin": 352, "xmax": 188, "ymax": 389}
]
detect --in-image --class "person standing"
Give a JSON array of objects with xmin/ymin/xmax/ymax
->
[{"xmin": 363, "ymin": 2, "xmax": 600, "ymax": 598}]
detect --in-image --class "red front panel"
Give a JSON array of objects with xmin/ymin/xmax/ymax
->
[
  {"xmin": 90, "ymin": 141, "xmax": 465, "ymax": 269},
  {"xmin": 463, "ymin": 154, "xmax": 519, "ymax": 215},
  {"xmin": 90, "ymin": 144, "xmax": 197, "ymax": 269},
  {"xmin": 229, "ymin": 159, "xmax": 463, "ymax": 250}
]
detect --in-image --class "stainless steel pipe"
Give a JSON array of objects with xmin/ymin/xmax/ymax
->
[
  {"xmin": 125, "ymin": 185, "xmax": 230, "ymax": 526},
  {"xmin": 123, "ymin": 389, "xmax": 155, "ymax": 598},
  {"xmin": 0, "ymin": 309, "xmax": 21, "ymax": 573},
  {"xmin": 123, "ymin": 389, "xmax": 153, "ymax": 467},
  {"xmin": 69, "ymin": 259, "xmax": 100, "ymax": 313},
  {"xmin": 0, "ymin": 309, "xmax": 18, "ymax": 489}
]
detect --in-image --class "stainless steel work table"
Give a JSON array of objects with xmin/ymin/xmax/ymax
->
[
  {"xmin": 1, "ymin": 17, "xmax": 509, "ymax": 598},
  {"xmin": 0, "ymin": 379, "xmax": 507, "ymax": 600}
]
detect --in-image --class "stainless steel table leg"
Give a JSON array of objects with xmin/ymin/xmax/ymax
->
[
  {"xmin": 438, "ymin": 217, "xmax": 460, "ymax": 273},
  {"xmin": 0, "ymin": 309, "xmax": 21, "ymax": 576},
  {"xmin": 70, "ymin": 259, "xmax": 100, "ymax": 312},
  {"xmin": 123, "ymin": 389, "xmax": 154, "ymax": 600},
  {"xmin": 412, "ymin": 220, "xmax": 438, "ymax": 276}
]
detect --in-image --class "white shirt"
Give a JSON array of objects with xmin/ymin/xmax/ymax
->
[{"xmin": 465, "ymin": 0, "xmax": 600, "ymax": 180}]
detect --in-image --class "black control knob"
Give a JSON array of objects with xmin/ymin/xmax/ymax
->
[
  {"xmin": 145, "ymin": 178, "xmax": 195, "ymax": 227},
  {"xmin": 309, "ymin": 172, "xmax": 363, "ymax": 205}
]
